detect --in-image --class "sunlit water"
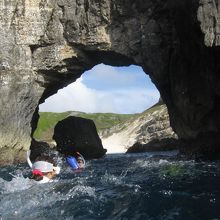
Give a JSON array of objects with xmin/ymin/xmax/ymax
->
[{"xmin": 1, "ymin": 151, "xmax": 220, "ymax": 220}]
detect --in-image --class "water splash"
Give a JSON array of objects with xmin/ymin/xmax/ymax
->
[
  {"xmin": 101, "ymin": 170, "xmax": 128, "ymax": 185},
  {"xmin": 1, "ymin": 152, "xmax": 220, "ymax": 219},
  {"xmin": 1, "ymin": 174, "xmax": 34, "ymax": 194}
]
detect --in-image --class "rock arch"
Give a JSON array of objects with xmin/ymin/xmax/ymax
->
[{"xmin": 0, "ymin": 0, "xmax": 220, "ymax": 163}]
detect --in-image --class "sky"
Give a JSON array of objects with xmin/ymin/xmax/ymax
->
[{"xmin": 39, "ymin": 64, "xmax": 160, "ymax": 114}]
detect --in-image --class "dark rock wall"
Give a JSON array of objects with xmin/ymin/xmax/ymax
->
[{"xmin": 0, "ymin": 0, "xmax": 220, "ymax": 163}]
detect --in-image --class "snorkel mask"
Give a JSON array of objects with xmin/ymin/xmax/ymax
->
[
  {"xmin": 76, "ymin": 152, "xmax": 86, "ymax": 166},
  {"xmin": 26, "ymin": 150, "xmax": 61, "ymax": 174},
  {"xmin": 66, "ymin": 152, "xmax": 86, "ymax": 169}
]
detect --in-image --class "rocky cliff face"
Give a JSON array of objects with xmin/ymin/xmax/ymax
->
[
  {"xmin": 100, "ymin": 104, "xmax": 177, "ymax": 153},
  {"xmin": 1, "ymin": 0, "xmax": 220, "ymax": 164}
]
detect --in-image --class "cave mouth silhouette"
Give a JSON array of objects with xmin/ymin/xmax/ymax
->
[{"xmin": 34, "ymin": 63, "xmax": 160, "ymax": 143}]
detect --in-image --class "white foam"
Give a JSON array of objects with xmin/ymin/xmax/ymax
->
[
  {"xmin": 0, "ymin": 177, "xmax": 96, "ymax": 219},
  {"xmin": 1, "ymin": 174, "xmax": 34, "ymax": 194},
  {"xmin": 100, "ymin": 170, "xmax": 129, "ymax": 186}
]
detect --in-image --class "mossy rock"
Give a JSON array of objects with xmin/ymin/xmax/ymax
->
[{"xmin": 161, "ymin": 164, "xmax": 184, "ymax": 177}]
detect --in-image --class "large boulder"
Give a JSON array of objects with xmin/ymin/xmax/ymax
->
[{"xmin": 53, "ymin": 116, "xmax": 106, "ymax": 159}]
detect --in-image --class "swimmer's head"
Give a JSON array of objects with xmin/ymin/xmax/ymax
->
[
  {"xmin": 29, "ymin": 155, "xmax": 60, "ymax": 182},
  {"xmin": 77, "ymin": 157, "xmax": 85, "ymax": 168}
]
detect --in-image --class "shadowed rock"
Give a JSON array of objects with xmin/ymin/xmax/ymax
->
[
  {"xmin": 29, "ymin": 139, "xmax": 58, "ymax": 161},
  {"xmin": 53, "ymin": 116, "xmax": 106, "ymax": 159},
  {"xmin": 126, "ymin": 138, "xmax": 178, "ymax": 153}
]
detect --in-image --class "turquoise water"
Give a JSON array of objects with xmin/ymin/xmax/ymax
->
[{"xmin": 0, "ymin": 151, "xmax": 220, "ymax": 219}]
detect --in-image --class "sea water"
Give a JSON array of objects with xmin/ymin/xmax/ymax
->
[{"xmin": 0, "ymin": 151, "xmax": 220, "ymax": 220}]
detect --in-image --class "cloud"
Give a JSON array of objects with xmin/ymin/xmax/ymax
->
[
  {"xmin": 82, "ymin": 64, "xmax": 152, "ymax": 90},
  {"xmin": 39, "ymin": 64, "xmax": 160, "ymax": 113},
  {"xmin": 40, "ymin": 78, "xmax": 98, "ymax": 113},
  {"xmin": 39, "ymin": 78, "xmax": 160, "ymax": 113},
  {"xmin": 93, "ymin": 87, "xmax": 159, "ymax": 113}
]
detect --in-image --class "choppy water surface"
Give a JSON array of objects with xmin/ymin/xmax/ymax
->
[{"xmin": 1, "ymin": 151, "xmax": 220, "ymax": 220}]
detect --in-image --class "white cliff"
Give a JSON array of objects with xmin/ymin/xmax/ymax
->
[{"xmin": 100, "ymin": 104, "xmax": 177, "ymax": 153}]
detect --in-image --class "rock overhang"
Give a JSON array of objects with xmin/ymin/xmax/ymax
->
[{"xmin": 1, "ymin": 0, "xmax": 220, "ymax": 164}]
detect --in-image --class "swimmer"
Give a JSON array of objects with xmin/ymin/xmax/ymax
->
[
  {"xmin": 66, "ymin": 152, "xmax": 86, "ymax": 170},
  {"xmin": 77, "ymin": 156, "xmax": 85, "ymax": 169},
  {"xmin": 27, "ymin": 151, "xmax": 60, "ymax": 183}
]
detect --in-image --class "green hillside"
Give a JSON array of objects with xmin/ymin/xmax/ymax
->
[{"xmin": 33, "ymin": 111, "xmax": 137, "ymax": 142}]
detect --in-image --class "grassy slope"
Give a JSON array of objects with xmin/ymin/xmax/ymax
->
[
  {"xmin": 33, "ymin": 112, "xmax": 70, "ymax": 141},
  {"xmin": 33, "ymin": 111, "xmax": 138, "ymax": 141}
]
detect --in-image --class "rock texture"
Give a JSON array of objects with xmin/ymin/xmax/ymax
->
[
  {"xmin": 1, "ymin": 0, "xmax": 220, "ymax": 163},
  {"xmin": 126, "ymin": 138, "xmax": 178, "ymax": 153},
  {"xmin": 100, "ymin": 104, "xmax": 177, "ymax": 153},
  {"xmin": 53, "ymin": 116, "xmax": 106, "ymax": 158},
  {"xmin": 30, "ymin": 139, "xmax": 57, "ymax": 161}
]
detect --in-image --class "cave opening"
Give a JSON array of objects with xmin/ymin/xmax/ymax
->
[{"xmin": 33, "ymin": 63, "xmax": 160, "ymax": 154}]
